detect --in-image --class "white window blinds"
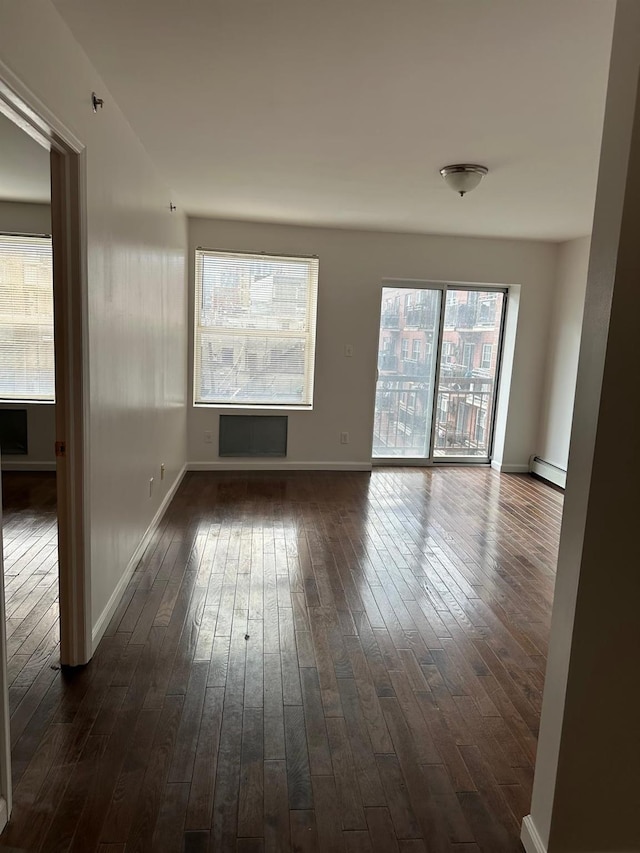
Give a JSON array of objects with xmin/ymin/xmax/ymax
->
[
  {"xmin": 194, "ymin": 249, "xmax": 319, "ymax": 407},
  {"xmin": 0, "ymin": 235, "xmax": 55, "ymax": 402}
]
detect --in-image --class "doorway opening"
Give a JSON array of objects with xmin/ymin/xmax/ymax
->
[
  {"xmin": 0, "ymin": 108, "xmax": 62, "ymax": 713},
  {"xmin": 373, "ymin": 283, "xmax": 507, "ymax": 463},
  {"xmin": 0, "ymin": 62, "xmax": 89, "ymax": 823}
]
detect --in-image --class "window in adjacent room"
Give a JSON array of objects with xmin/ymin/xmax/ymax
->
[
  {"xmin": 0, "ymin": 234, "xmax": 54, "ymax": 402},
  {"xmin": 194, "ymin": 249, "xmax": 319, "ymax": 407}
]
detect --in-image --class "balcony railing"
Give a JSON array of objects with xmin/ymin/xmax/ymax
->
[
  {"xmin": 405, "ymin": 305, "xmax": 437, "ymax": 328},
  {"xmin": 381, "ymin": 310, "xmax": 400, "ymax": 329},
  {"xmin": 434, "ymin": 384, "xmax": 492, "ymax": 457},
  {"xmin": 378, "ymin": 353, "xmax": 398, "ymax": 371},
  {"xmin": 373, "ymin": 386, "xmax": 430, "ymax": 456},
  {"xmin": 373, "ymin": 378, "xmax": 494, "ymax": 458}
]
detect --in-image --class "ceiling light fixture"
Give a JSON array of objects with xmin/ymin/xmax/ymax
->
[{"xmin": 440, "ymin": 163, "xmax": 488, "ymax": 197}]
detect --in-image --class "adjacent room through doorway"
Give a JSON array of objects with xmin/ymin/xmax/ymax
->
[{"xmin": 0, "ymin": 110, "xmax": 60, "ymax": 737}]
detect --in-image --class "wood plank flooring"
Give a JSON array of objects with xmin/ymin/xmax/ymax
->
[
  {"xmin": 0, "ymin": 468, "xmax": 562, "ymax": 852},
  {"xmin": 1, "ymin": 472, "xmax": 60, "ymax": 729}
]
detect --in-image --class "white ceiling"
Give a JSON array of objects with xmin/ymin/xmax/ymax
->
[
  {"xmin": 0, "ymin": 111, "xmax": 50, "ymax": 204},
  {"xmin": 52, "ymin": 0, "xmax": 615, "ymax": 241}
]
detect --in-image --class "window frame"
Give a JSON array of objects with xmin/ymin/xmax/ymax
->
[{"xmin": 193, "ymin": 248, "xmax": 319, "ymax": 409}]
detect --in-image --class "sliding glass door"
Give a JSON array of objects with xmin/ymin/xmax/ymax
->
[
  {"xmin": 372, "ymin": 287, "xmax": 441, "ymax": 459},
  {"xmin": 372, "ymin": 284, "xmax": 506, "ymax": 463}
]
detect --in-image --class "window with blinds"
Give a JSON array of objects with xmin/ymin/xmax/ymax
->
[
  {"xmin": 194, "ymin": 249, "xmax": 319, "ymax": 407},
  {"xmin": 0, "ymin": 235, "xmax": 55, "ymax": 402}
]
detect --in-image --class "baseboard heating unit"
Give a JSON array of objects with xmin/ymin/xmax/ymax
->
[{"xmin": 529, "ymin": 455, "xmax": 566, "ymax": 489}]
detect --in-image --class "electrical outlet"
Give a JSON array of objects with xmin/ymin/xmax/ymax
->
[
  {"xmin": 204, "ymin": 431, "xmax": 213, "ymax": 444},
  {"xmin": 160, "ymin": 463, "xmax": 165, "ymax": 480},
  {"xmin": 344, "ymin": 344, "xmax": 354, "ymax": 357},
  {"xmin": 340, "ymin": 431, "xmax": 349, "ymax": 444},
  {"xmin": 149, "ymin": 477, "xmax": 154, "ymax": 497}
]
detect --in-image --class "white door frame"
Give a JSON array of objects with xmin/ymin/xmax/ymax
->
[{"xmin": 0, "ymin": 60, "xmax": 91, "ymax": 821}]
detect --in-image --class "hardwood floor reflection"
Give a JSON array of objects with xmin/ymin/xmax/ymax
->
[
  {"xmin": 0, "ymin": 468, "xmax": 562, "ymax": 852},
  {"xmin": 1, "ymin": 472, "xmax": 59, "ymax": 734}
]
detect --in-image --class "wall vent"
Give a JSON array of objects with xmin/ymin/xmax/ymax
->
[{"xmin": 219, "ymin": 415, "xmax": 287, "ymax": 457}]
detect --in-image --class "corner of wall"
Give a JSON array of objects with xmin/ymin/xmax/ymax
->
[
  {"xmin": 534, "ymin": 236, "xmax": 591, "ymax": 472},
  {"xmin": 491, "ymin": 283, "xmax": 521, "ymax": 468},
  {"xmin": 91, "ymin": 463, "xmax": 187, "ymax": 651}
]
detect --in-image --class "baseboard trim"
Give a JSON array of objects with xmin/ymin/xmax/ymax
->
[
  {"xmin": 529, "ymin": 455, "xmax": 567, "ymax": 489},
  {"xmin": 0, "ymin": 796, "xmax": 7, "ymax": 835},
  {"xmin": 1, "ymin": 460, "xmax": 56, "ymax": 471},
  {"xmin": 91, "ymin": 464, "xmax": 186, "ymax": 653},
  {"xmin": 187, "ymin": 461, "xmax": 373, "ymax": 472},
  {"xmin": 521, "ymin": 815, "xmax": 547, "ymax": 853},
  {"xmin": 490, "ymin": 461, "xmax": 530, "ymax": 473}
]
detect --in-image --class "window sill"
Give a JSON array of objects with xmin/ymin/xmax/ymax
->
[
  {"xmin": 0, "ymin": 399, "xmax": 56, "ymax": 405},
  {"xmin": 194, "ymin": 403, "xmax": 313, "ymax": 412}
]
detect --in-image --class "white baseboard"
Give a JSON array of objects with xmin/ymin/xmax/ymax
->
[
  {"xmin": 529, "ymin": 455, "xmax": 567, "ymax": 489},
  {"xmin": 188, "ymin": 460, "xmax": 373, "ymax": 472},
  {"xmin": 1, "ymin": 459, "xmax": 56, "ymax": 471},
  {"xmin": 521, "ymin": 815, "xmax": 546, "ymax": 853},
  {"xmin": 91, "ymin": 464, "xmax": 186, "ymax": 652},
  {"xmin": 490, "ymin": 460, "xmax": 530, "ymax": 473}
]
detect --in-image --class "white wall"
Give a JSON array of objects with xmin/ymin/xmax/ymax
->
[
  {"xmin": 536, "ymin": 236, "xmax": 590, "ymax": 472},
  {"xmin": 524, "ymin": 3, "xmax": 640, "ymax": 851},
  {"xmin": 0, "ymin": 201, "xmax": 50, "ymax": 234},
  {"xmin": 0, "ymin": 203, "xmax": 55, "ymax": 470},
  {"xmin": 0, "ymin": 1, "xmax": 188, "ymax": 633},
  {"xmin": 188, "ymin": 217, "xmax": 558, "ymax": 470}
]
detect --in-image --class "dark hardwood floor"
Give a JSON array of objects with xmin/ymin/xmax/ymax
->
[
  {"xmin": 0, "ymin": 468, "xmax": 562, "ymax": 852},
  {"xmin": 1, "ymin": 472, "xmax": 59, "ymax": 725}
]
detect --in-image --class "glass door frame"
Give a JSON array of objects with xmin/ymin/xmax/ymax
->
[{"xmin": 372, "ymin": 279, "xmax": 508, "ymax": 466}]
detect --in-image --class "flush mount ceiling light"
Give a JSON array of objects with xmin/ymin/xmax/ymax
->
[{"xmin": 439, "ymin": 164, "xmax": 488, "ymax": 197}]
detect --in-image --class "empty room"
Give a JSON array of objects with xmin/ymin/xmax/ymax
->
[{"xmin": 0, "ymin": 2, "xmax": 638, "ymax": 853}]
